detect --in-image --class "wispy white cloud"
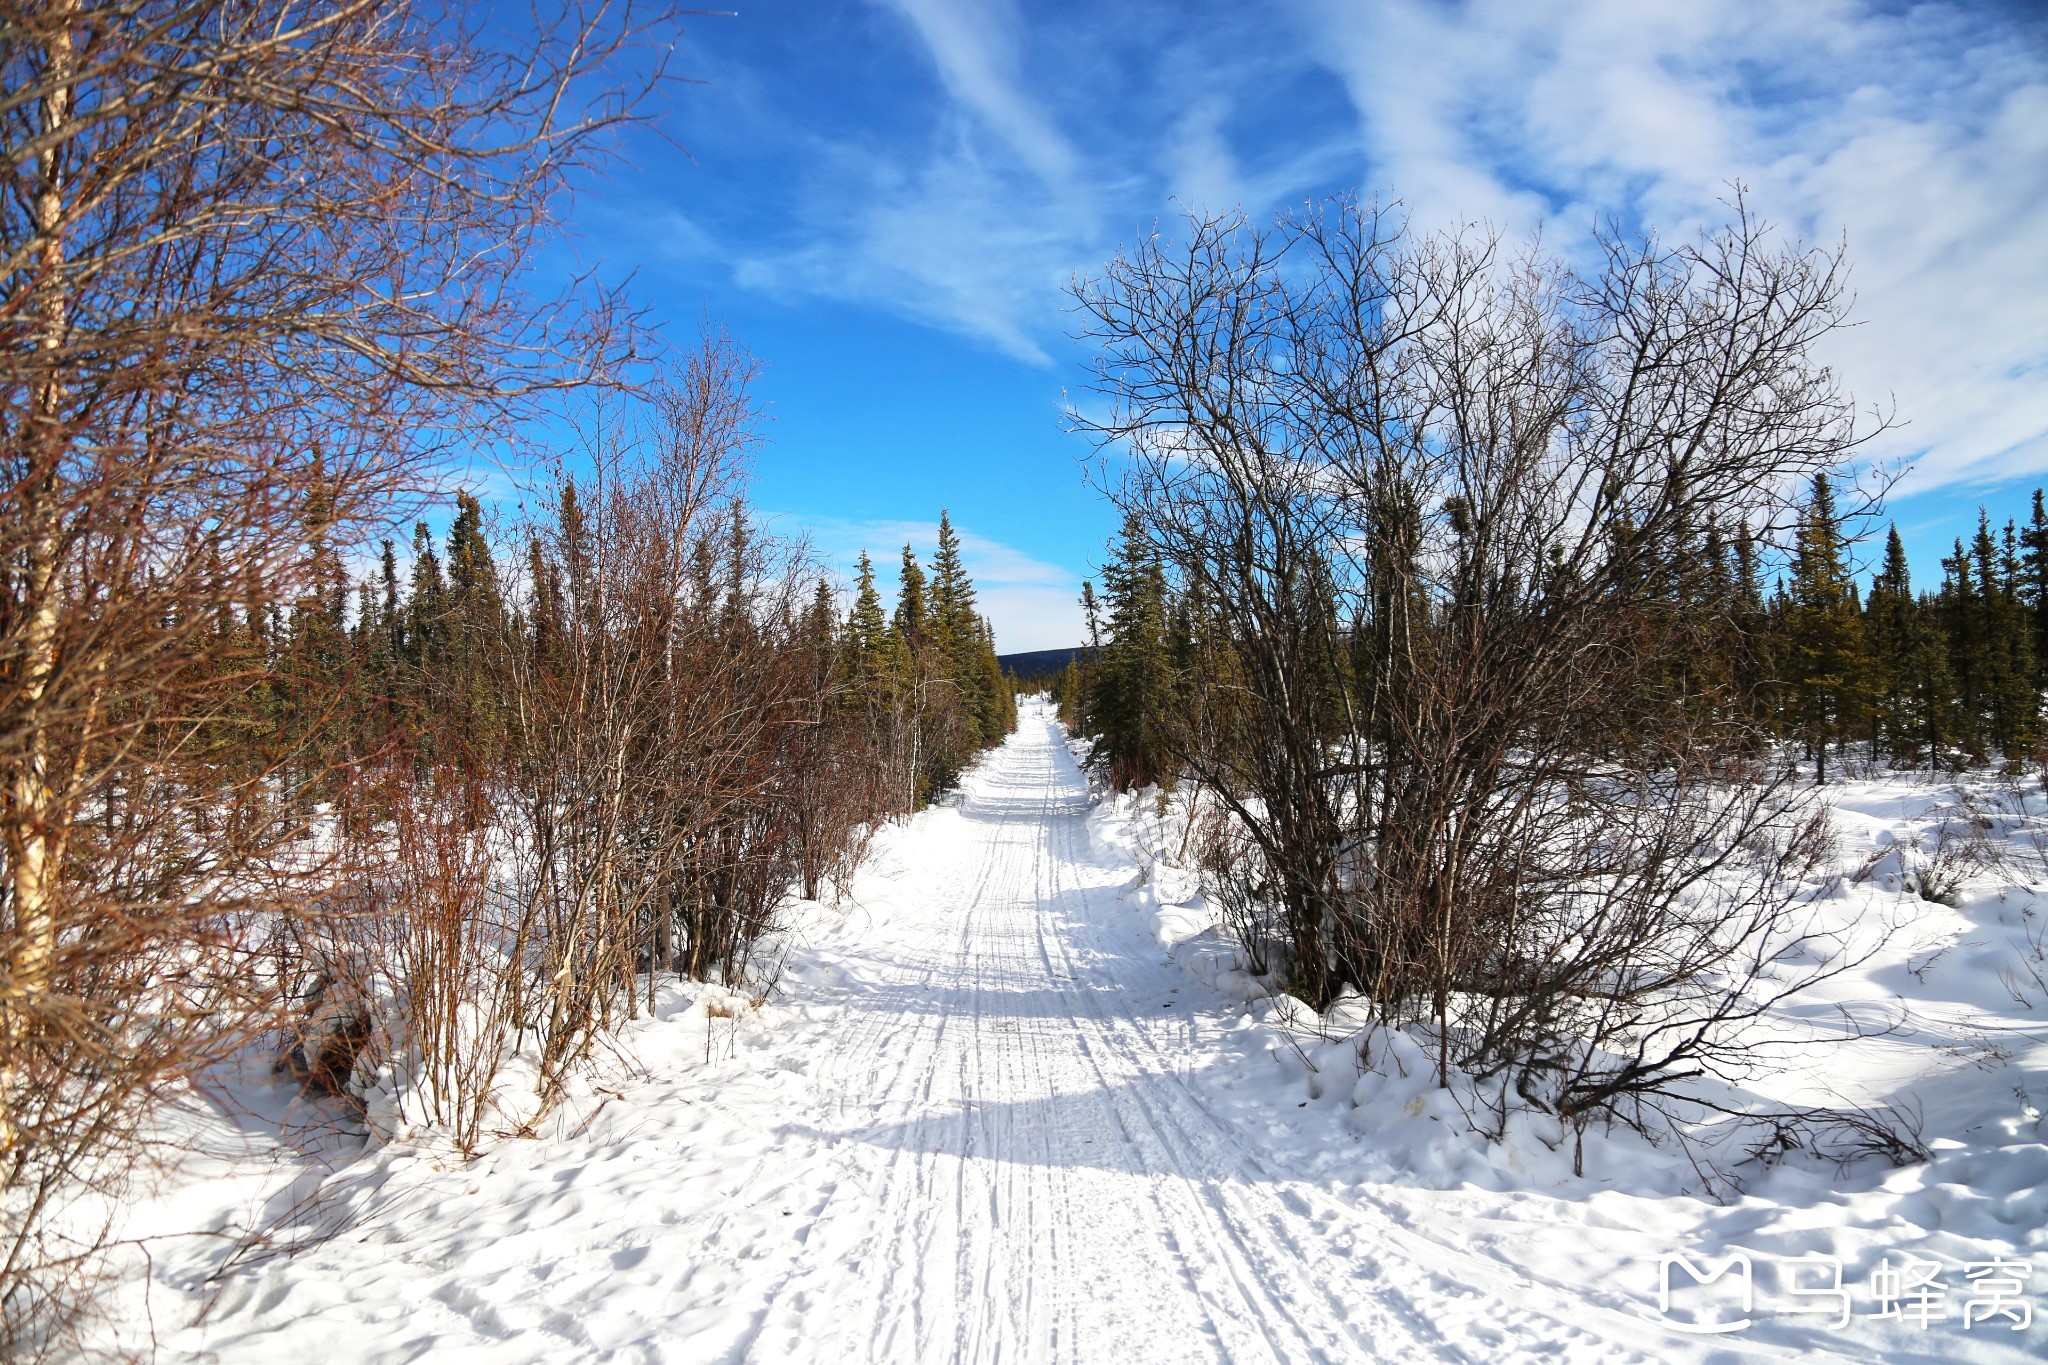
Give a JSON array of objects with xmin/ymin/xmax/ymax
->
[
  {"xmin": 731, "ymin": 148, "xmax": 1075, "ymax": 364},
  {"xmin": 702, "ymin": 0, "xmax": 1105, "ymax": 364},
  {"xmin": 1159, "ymin": 97, "xmax": 1244, "ymax": 215},
  {"xmin": 708, "ymin": 5, "xmax": 1324, "ymax": 367},
  {"xmin": 1291, "ymin": 0, "xmax": 2048, "ymax": 491},
  {"xmin": 879, "ymin": 0, "xmax": 1078, "ymax": 185}
]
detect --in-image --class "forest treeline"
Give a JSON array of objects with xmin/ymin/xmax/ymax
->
[
  {"xmin": 284, "ymin": 465, "xmax": 1014, "ymax": 893},
  {"xmin": 1062, "ymin": 484, "xmax": 2048, "ymax": 792}
]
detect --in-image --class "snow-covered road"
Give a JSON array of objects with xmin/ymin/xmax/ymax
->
[
  {"xmin": 745, "ymin": 705, "xmax": 1476, "ymax": 1363},
  {"xmin": 658, "ymin": 705, "xmax": 1640, "ymax": 1364},
  {"xmin": 127, "ymin": 703, "xmax": 2036, "ymax": 1363}
]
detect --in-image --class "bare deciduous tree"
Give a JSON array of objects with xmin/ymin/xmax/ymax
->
[{"xmin": 1075, "ymin": 196, "xmax": 1898, "ymax": 1164}]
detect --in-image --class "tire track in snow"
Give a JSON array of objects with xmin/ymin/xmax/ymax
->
[
  {"xmin": 746, "ymin": 705, "xmax": 1650, "ymax": 1363},
  {"xmin": 773, "ymin": 777, "xmax": 1031, "ymax": 1362},
  {"xmin": 1019, "ymin": 731, "xmax": 1414, "ymax": 1363},
  {"xmin": 743, "ymin": 800, "xmax": 998, "ymax": 1361},
  {"xmin": 1029, "ymin": 719, "xmax": 1654, "ymax": 1363},
  {"xmin": 1030, "ymin": 766, "xmax": 1455, "ymax": 1361}
]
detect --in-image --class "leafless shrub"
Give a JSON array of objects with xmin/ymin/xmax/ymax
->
[
  {"xmin": 1441, "ymin": 781, "xmax": 1868, "ymax": 1157},
  {"xmin": 1740, "ymin": 1102, "xmax": 1931, "ymax": 1174},
  {"xmin": 0, "ymin": 780, "xmax": 290, "ymax": 1358},
  {"xmin": 2000, "ymin": 909, "xmax": 2048, "ymax": 1011},
  {"xmin": 320, "ymin": 765, "xmax": 529, "ymax": 1156},
  {"xmin": 289, "ymin": 427, "xmax": 881, "ymax": 1150},
  {"xmin": 257, "ymin": 336, "xmax": 890, "ymax": 1162},
  {"xmin": 1909, "ymin": 798, "xmax": 2008, "ymax": 905},
  {"xmin": 1195, "ymin": 807, "xmax": 1279, "ymax": 978}
]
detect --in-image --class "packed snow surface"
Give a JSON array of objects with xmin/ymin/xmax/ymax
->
[{"xmin": 100, "ymin": 701, "xmax": 2047, "ymax": 1362}]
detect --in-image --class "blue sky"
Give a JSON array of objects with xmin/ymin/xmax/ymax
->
[{"xmin": 543, "ymin": 0, "xmax": 2048, "ymax": 650}]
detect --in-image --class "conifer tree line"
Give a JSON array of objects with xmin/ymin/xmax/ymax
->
[
  {"xmin": 1057, "ymin": 197, "xmax": 1929, "ymax": 1161},
  {"xmin": 1061, "ymin": 479, "xmax": 2048, "ymax": 793},
  {"xmin": 277, "ymin": 454, "xmax": 1016, "ymax": 863},
  {"xmin": 843, "ymin": 513, "xmax": 1020, "ymax": 814}
]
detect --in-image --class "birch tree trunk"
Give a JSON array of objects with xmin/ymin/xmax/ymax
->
[{"xmin": 1, "ymin": 0, "xmax": 76, "ymax": 1161}]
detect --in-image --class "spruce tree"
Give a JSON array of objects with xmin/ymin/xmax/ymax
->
[
  {"xmin": 1730, "ymin": 521, "xmax": 1770, "ymax": 723},
  {"xmin": 1971, "ymin": 511, "xmax": 2037, "ymax": 755},
  {"xmin": 1937, "ymin": 536, "xmax": 1984, "ymax": 759},
  {"xmin": 845, "ymin": 551, "xmax": 892, "ymax": 699},
  {"xmin": 927, "ymin": 511, "xmax": 1000, "ymax": 745},
  {"xmin": 1685, "ymin": 517, "xmax": 1740, "ymax": 726},
  {"xmin": 527, "ymin": 534, "xmax": 565, "ymax": 674},
  {"xmin": 893, "ymin": 545, "xmax": 927, "ymax": 652},
  {"xmin": 558, "ymin": 480, "xmax": 589, "ymax": 614},
  {"xmin": 871, "ymin": 522, "xmax": 1013, "ymax": 805},
  {"xmin": 444, "ymin": 493, "xmax": 506, "ymax": 759},
  {"xmin": 376, "ymin": 539, "xmax": 402, "ymax": 675},
  {"xmin": 1087, "ymin": 513, "xmax": 1175, "ymax": 790},
  {"xmin": 401, "ymin": 519, "xmax": 449, "ymax": 750},
  {"xmin": 1863, "ymin": 525, "xmax": 1959, "ymax": 762},
  {"xmin": 2021, "ymin": 489, "xmax": 2048, "ymax": 690},
  {"xmin": 976, "ymin": 616, "xmax": 1016, "ymax": 739},
  {"xmin": 1784, "ymin": 474, "xmax": 1871, "ymax": 781},
  {"xmin": 281, "ymin": 458, "xmax": 352, "ymax": 792}
]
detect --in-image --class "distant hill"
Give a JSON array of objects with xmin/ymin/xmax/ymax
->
[{"xmin": 998, "ymin": 647, "xmax": 1088, "ymax": 679}]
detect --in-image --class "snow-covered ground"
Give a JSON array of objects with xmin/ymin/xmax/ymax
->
[{"xmin": 92, "ymin": 701, "xmax": 2047, "ymax": 1362}]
